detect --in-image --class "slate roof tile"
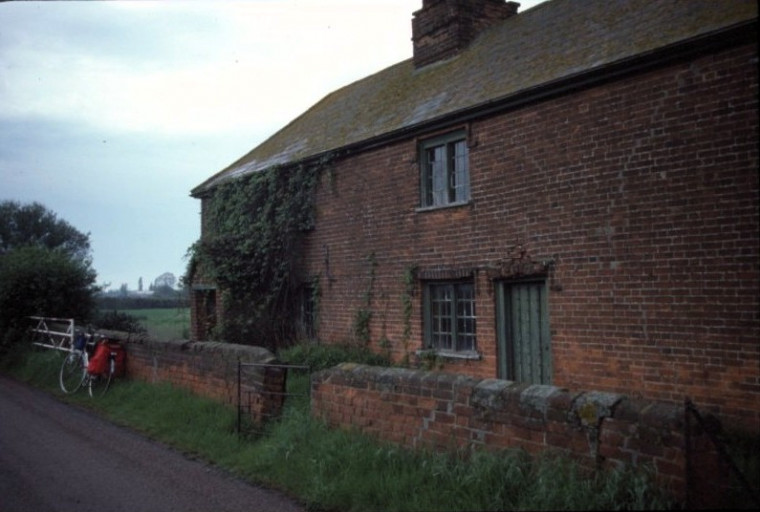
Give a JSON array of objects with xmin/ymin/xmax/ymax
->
[{"xmin": 192, "ymin": 0, "xmax": 757, "ymax": 195}]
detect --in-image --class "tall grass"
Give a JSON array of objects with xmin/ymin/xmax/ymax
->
[
  {"xmin": 239, "ymin": 385, "xmax": 671, "ymax": 511},
  {"xmin": 5, "ymin": 348, "xmax": 676, "ymax": 511}
]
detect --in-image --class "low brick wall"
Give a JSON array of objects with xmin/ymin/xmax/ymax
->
[
  {"xmin": 106, "ymin": 332, "xmax": 287, "ymax": 424},
  {"xmin": 311, "ymin": 363, "xmax": 729, "ymax": 506}
]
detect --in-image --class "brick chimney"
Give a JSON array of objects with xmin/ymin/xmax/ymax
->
[{"xmin": 412, "ymin": 0, "xmax": 520, "ymax": 69}]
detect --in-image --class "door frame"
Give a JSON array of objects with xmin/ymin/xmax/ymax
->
[{"xmin": 495, "ymin": 278, "xmax": 552, "ymax": 384}]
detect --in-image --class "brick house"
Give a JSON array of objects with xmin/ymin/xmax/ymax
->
[{"xmin": 191, "ymin": 0, "xmax": 759, "ymax": 430}]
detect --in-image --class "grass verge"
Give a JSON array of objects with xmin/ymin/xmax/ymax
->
[{"xmin": 4, "ymin": 347, "xmax": 675, "ymax": 511}]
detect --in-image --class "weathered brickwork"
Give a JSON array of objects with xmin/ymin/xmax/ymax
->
[
  {"xmin": 118, "ymin": 335, "xmax": 286, "ymax": 424},
  {"xmin": 412, "ymin": 0, "xmax": 518, "ymax": 68},
  {"xmin": 312, "ymin": 364, "xmax": 732, "ymax": 506},
  {"xmin": 302, "ymin": 42, "xmax": 759, "ymax": 430}
]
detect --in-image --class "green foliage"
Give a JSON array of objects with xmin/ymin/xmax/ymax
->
[
  {"xmin": 353, "ymin": 252, "xmax": 377, "ymax": 345},
  {"xmin": 0, "ymin": 344, "xmax": 59, "ymax": 380},
  {"xmin": 352, "ymin": 309, "xmax": 372, "ymax": 344},
  {"xmin": 0, "ymin": 202, "xmax": 96, "ymax": 356},
  {"xmin": 279, "ymin": 342, "xmax": 391, "ymax": 372},
  {"xmin": 186, "ymin": 160, "xmax": 326, "ymax": 347},
  {"xmin": 94, "ymin": 310, "xmax": 148, "ymax": 336},
  {"xmin": 96, "ymin": 294, "xmax": 187, "ymax": 310},
  {"xmin": 151, "ymin": 284, "xmax": 182, "ymax": 299},
  {"xmin": 418, "ymin": 349, "xmax": 444, "ymax": 371},
  {"xmin": 104, "ymin": 382, "xmax": 240, "ymax": 457},
  {"xmin": 0, "ymin": 245, "xmax": 97, "ymax": 355},
  {"xmin": 400, "ymin": 264, "xmax": 417, "ymax": 361},
  {"xmin": 0, "ymin": 200, "xmax": 92, "ymax": 262}
]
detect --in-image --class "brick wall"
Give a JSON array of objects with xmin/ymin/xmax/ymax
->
[
  {"xmin": 301, "ymin": 41, "xmax": 759, "ymax": 431},
  {"xmin": 117, "ymin": 335, "xmax": 286, "ymax": 424},
  {"xmin": 312, "ymin": 364, "xmax": 733, "ymax": 507}
]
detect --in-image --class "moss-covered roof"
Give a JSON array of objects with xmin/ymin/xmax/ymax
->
[{"xmin": 192, "ymin": 0, "xmax": 757, "ymax": 196}]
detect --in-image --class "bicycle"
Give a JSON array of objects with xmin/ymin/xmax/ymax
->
[{"xmin": 59, "ymin": 330, "xmax": 119, "ymax": 397}]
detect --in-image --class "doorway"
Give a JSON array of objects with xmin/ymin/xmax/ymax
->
[{"xmin": 495, "ymin": 279, "xmax": 552, "ymax": 384}]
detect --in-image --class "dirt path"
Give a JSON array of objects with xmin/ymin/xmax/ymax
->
[{"xmin": 0, "ymin": 375, "xmax": 305, "ymax": 512}]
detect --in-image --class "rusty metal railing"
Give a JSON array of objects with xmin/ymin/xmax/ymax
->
[
  {"xmin": 236, "ymin": 361, "xmax": 309, "ymax": 437},
  {"xmin": 684, "ymin": 398, "xmax": 760, "ymax": 509}
]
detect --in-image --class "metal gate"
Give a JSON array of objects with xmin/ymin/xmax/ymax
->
[
  {"xmin": 29, "ymin": 316, "xmax": 75, "ymax": 351},
  {"xmin": 236, "ymin": 361, "xmax": 309, "ymax": 437}
]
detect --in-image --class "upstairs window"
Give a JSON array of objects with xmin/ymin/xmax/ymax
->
[{"xmin": 420, "ymin": 131, "xmax": 470, "ymax": 208}]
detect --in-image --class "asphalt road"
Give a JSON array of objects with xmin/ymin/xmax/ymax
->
[{"xmin": 0, "ymin": 375, "xmax": 305, "ymax": 512}]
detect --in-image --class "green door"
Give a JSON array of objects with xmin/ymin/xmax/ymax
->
[{"xmin": 496, "ymin": 280, "xmax": 552, "ymax": 384}]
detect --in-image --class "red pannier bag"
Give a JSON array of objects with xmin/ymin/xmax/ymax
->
[
  {"xmin": 108, "ymin": 342, "xmax": 127, "ymax": 377},
  {"xmin": 87, "ymin": 342, "xmax": 110, "ymax": 375},
  {"xmin": 87, "ymin": 341, "xmax": 126, "ymax": 377}
]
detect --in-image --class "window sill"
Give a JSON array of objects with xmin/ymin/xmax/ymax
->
[
  {"xmin": 416, "ymin": 349, "xmax": 482, "ymax": 361},
  {"xmin": 415, "ymin": 200, "xmax": 471, "ymax": 213}
]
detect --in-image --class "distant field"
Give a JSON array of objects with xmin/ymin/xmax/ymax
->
[{"xmin": 116, "ymin": 308, "xmax": 190, "ymax": 341}]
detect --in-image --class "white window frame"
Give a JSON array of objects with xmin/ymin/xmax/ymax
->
[
  {"xmin": 419, "ymin": 131, "xmax": 470, "ymax": 209},
  {"xmin": 423, "ymin": 281, "xmax": 478, "ymax": 356}
]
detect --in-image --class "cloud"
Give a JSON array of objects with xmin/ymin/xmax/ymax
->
[
  {"xmin": 1, "ymin": 1, "xmax": 414, "ymax": 137},
  {"xmin": 0, "ymin": 0, "xmax": 418, "ymax": 289}
]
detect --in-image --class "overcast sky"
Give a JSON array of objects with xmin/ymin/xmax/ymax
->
[{"xmin": 1, "ymin": 0, "xmax": 543, "ymax": 292}]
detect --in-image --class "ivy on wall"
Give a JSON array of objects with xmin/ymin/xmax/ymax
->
[
  {"xmin": 352, "ymin": 252, "xmax": 377, "ymax": 345},
  {"xmin": 186, "ymin": 158, "xmax": 328, "ymax": 347},
  {"xmin": 400, "ymin": 264, "xmax": 418, "ymax": 363}
]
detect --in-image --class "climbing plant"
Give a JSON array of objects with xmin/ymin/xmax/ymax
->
[
  {"xmin": 400, "ymin": 264, "xmax": 418, "ymax": 363},
  {"xmin": 186, "ymin": 158, "xmax": 328, "ymax": 348},
  {"xmin": 352, "ymin": 252, "xmax": 377, "ymax": 345}
]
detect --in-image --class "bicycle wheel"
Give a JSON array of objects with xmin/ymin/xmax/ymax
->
[
  {"xmin": 59, "ymin": 350, "xmax": 86, "ymax": 394},
  {"xmin": 87, "ymin": 360, "xmax": 114, "ymax": 398}
]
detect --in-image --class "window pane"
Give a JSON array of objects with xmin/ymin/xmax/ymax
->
[
  {"xmin": 427, "ymin": 146, "xmax": 446, "ymax": 206},
  {"xmin": 426, "ymin": 282, "xmax": 476, "ymax": 352},
  {"xmin": 455, "ymin": 283, "xmax": 476, "ymax": 351},
  {"xmin": 420, "ymin": 133, "xmax": 468, "ymax": 208},
  {"xmin": 430, "ymin": 285, "xmax": 453, "ymax": 350},
  {"xmin": 424, "ymin": 148, "xmax": 435, "ymax": 205},
  {"xmin": 452, "ymin": 141, "xmax": 469, "ymax": 203},
  {"xmin": 447, "ymin": 143, "xmax": 457, "ymax": 203}
]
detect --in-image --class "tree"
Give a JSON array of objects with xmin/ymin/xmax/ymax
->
[
  {"xmin": 0, "ymin": 201, "xmax": 91, "ymax": 263},
  {"xmin": 0, "ymin": 202, "xmax": 97, "ymax": 352},
  {"xmin": 154, "ymin": 272, "xmax": 176, "ymax": 289},
  {"xmin": 0, "ymin": 246, "xmax": 98, "ymax": 350}
]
